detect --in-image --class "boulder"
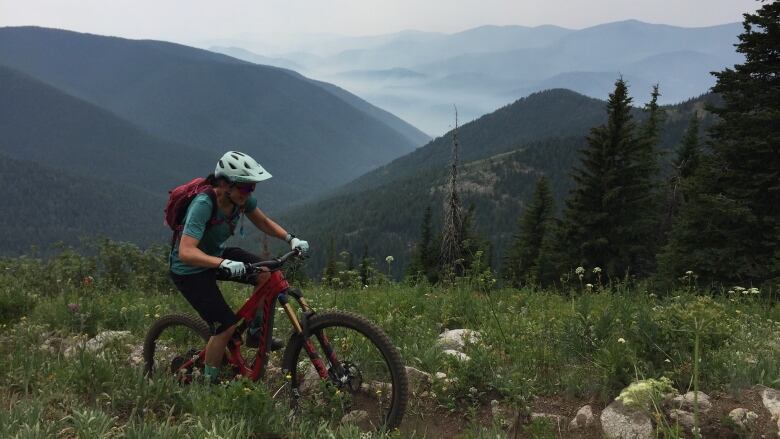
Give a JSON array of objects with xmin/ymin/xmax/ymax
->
[
  {"xmin": 728, "ymin": 408, "xmax": 758, "ymax": 430},
  {"xmin": 569, "ymin": 405, "xmax": 595, "ymax": 430},
  {"xmin": 761, "ymin": 387, "xmax": 780, "ymax": 436},
  {"xmin": 64, "ymin": 330, "xmax": 132, "ymax": 358},
  {"xmin": 668, "ymin": 409, "xmax": 695, "ymax": 430},
  {"xmin": 600, "ymin": 399, "xmax": 653, "ymax": 439},
  {"xmin": 404, "ymin": 366, "xmax": 432, "ymax": 393},
  {"xmin": 442, "ymin": 349, "xmax": 470, "ymax": 361},
  {"xmin": 671, "ymin": 391, "xmax": 711, "ymax": 413},
  {"xmin": 436, "ymin": 329, "xmax": 481, "ymax": 350}
]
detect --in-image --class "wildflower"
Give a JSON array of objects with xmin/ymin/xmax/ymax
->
[
  {"xmin": 67, "ymin": 303, "xmax": 80, "ymax": 313},
  {"xmin": 82, "ymin": 276, "xmax": 94, "ymax": 287},
  {"xmin": 734, "ymin": 286, "xmax": 745, "ymax": 293},
  {"xmin": 385, "ymin": 255, "xmax": 394, "ymax": 263},
  {"xmin": 575, "ymin": 266, "xmax": 585, "ymax": 275},
  {"xmin": 593, "ymin": 267, "xmax": 602, "ymax": 274},
  {"xmin": 748, "ymin": 287, "xmax": 759, "ymax": 295},
  {"xmin": 586, "ymin": 283, "xmax": 593, "ymax": 290},
  {"xmin": 685, "ymin": 270, "xmax": 693, "ymax": 276},
  {"xmin": 664, "ymin": 359, "xmax": 671, "ymax": 363},
  {"xmin": 285, "ymin": 373, "xmax": 292, "ymax": 381},
  {"xmin": 617, "ymin": 338, "xmax": 626, "ymax": 344}
]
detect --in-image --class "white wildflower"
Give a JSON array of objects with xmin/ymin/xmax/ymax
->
[
  {"xmin": 385, "ymin": 255, "xmax": 394, "ymax": 263},
  {"xmin": 593, "ymin": 267, "xmax": 602, "ymax": 274},
  {"xmin": 618, "ymin": 338, "xmax": 626, "ymax": 344}
]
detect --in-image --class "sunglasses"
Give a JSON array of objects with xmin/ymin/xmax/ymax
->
[{"xmin": 234, "ymin": 183, "xmax": 256, "ymax": 194}]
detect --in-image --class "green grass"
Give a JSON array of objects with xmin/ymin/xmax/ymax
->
[{"xmin": 1, "ymin": 250, "xmax": 779, "ymax": 438}]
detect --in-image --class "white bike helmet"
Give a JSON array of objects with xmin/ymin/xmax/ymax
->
[{"xmin": 215, "ymin": 151, "xmax": 272, "ymax": 183}]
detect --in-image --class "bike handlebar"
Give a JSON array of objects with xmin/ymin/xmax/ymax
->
[
  {"xmin": 247, "ymin": 248, "xmax": 302, "ymax": 272},
  {"xmin": 217, "ymin": 248, "xmax": 303, "ymax": 278}
]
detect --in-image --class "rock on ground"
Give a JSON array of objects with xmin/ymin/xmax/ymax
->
[
  {"xmin": 442, "ymin": 349, "xmax": 470, "ymax": 361},
  {"xmin": 436, "ymin": 329, "xmax": 481, "ymax": 350},
  {"xmin": 668, "ymin": 409, "xmax": 696, "ymax": 431},
  {"xmin": 569, "ymin": 405, "xmax": 595, "ymax": 430},
  {"xmin": 341, "ymin": 410, "xmax": 369, "ymax": 425},
  {"xmin": 405, "ymin": 366, "xmax": 431, "ymax": 394},
  {"xmin": 64, "ymin": 330, "xmax": 132, "ymax": 358},
  {"xmin": 761, "ymin": 387, "xmax": 780, "ymax": 436},
  {"xmin": 728, "ymin": 408, "xmax": 758, "ymax": 430},
  {"xmin": 672, "ymin": 391, "xmax": 712, "ymax": 413},
  {"xmin": 600, "ymin": 399, "xmax": 653, "ymax": 439}
]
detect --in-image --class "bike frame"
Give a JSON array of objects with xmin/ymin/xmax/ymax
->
[{"xmin": 174, "ymin": 269, "xmax": 344, "ymax": 383}]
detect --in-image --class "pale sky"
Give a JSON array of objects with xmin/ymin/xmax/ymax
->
[{"xmin": 0, "ymin": 0, "xmax": 759, "ymax": 48}]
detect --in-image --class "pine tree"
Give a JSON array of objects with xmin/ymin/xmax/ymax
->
[
  {"xmin": 407, "ymin": 206, "xmax": 438, "ymax": 283},
  {"xmin": 634, "ymin": 85, "xmax": 665, "ymax": 270},
  {"xmin": 665, "ymin": 116, "xmax": 702, "ymax": 223},
  {"xmin": 359, "ymin": 243, "xmax": 371, "ymax": 286},
  {"xmin": 461, "ymin": 204, "xmax": 492, "ymax": 271},
  {"xmin": 558, "ymin": 78, "xmax": 659, "ymax": 278},
  {"xmin": 322, "ymin": 236, "xmax": 337, "ymax": 284},
  {"xmin": 659, "ymin": 2, "xmax": 780, "ymax": 287},
  {"xmin": 503, "ymin": 176, "xmax": 556, "ymax": 287}
]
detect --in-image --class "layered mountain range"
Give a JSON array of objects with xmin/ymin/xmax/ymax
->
[
  {"xmin": 0, "ymin": 26, "xmax": 426, "ymax": 254},
  {"xmin": 211, "ymin": 20, "xmax": 741, "ymax": 135}
]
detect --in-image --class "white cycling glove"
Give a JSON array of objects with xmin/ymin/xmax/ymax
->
[
  {"xmin": 286, "ymin": 233, "xmax": 309, "ymax": 254},
  {"xmin": 219, "ymin": 259, "xmax": 246, "ymax": 278}
]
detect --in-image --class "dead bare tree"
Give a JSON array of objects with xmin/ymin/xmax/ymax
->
[{"xmin": 440, "ymin": 106, "xmax": 464, "ymax": 276}]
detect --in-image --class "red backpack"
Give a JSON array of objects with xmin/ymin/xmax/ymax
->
[{"xmin": 164, "ymin": 177, "xmax": 226, "ymax": 247}]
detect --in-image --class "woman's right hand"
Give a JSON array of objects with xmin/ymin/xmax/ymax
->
[{"xmin": 219, "ymin": 259, "xmax": 247, "ymax": 278}]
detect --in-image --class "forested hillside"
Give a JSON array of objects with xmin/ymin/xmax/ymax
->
[
  {"xmin": 0, "ymin": 65, "xmax": 212, "ymax": 193},
  {"xmin": 0, "ymin": 26, "xmax": 427, "ymax": 208},
  {"xmin": 0, "ymin": 152, "xmax": 164, "ymax": 254},
  {"xmin": 280, "ymin": 90, "xmax": 720, "ymax": 277}
]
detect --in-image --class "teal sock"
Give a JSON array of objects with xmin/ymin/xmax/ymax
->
[{"xmin": 204, "ymin": 364, "xmax": 220, "ymax": 382}]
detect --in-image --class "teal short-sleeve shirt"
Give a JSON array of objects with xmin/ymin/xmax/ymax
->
[{"xmin": 169, "ymin": 193, "xmax": 257, "ymax": 275}]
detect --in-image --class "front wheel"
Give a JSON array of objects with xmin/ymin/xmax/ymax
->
[{"xmin": 281, "ymin": 310, "xmax": 408, "ymax": 431}]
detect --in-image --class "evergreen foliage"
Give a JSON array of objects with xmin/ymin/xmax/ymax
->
[
  {"xmin": 559, "ymin": 78, "xmax": 661, "ymax": 278},
  {"xmin": 663, "ymin": 115, "xmax": 702, "ymax": 229},
  {"xmin": 502, "ymin": 177, "xmax": 556, "ymax": 287},
  {"xmin": 407, "ymin": 206, "xmax": 439, "ymax": 283},
  {"xmin": 659, "ymin": 2, "xmax": 780, "ymax": 287}
]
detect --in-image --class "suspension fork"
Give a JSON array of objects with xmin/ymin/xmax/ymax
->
[{"xmin": 281, "ymin": 289, "xmax": 346, "ymax": 379}]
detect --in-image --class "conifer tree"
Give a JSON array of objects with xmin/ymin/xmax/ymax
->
[
  {"xmin": 666, "ymin": 116, "xmax": 702, "ymax": 220},
  {"xmin": 503, "ymin": 176, "xmax": 556, "ymax": 287},
  {"xmin": 359, "ymin": 243, "xmax": 371, "ymax": 286},
  {"xmin": 461, "ymin": 204, "xmax": 492, "ymax": 271},
  {"xmin": 558, "ymin": 78, "xmax": 659, "ymax": 278},
  {"xmin": 322, "ymin": 236, "xmax": 337, "ymax": 284},
  {"xmin": 407, "ymin": 206, "xmax": 438, "ymax": 283},
  {"xmin": 659, "ymin": 2, "xmax": 780, "ymax": 286}
]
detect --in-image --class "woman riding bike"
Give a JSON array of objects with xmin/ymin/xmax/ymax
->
[{"xmin": 169, "ymin": 150, "xmax": 309, "ymax": 384}]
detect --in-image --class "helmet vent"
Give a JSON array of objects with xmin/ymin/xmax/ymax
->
[
  {"xmin": 229, "ymin": 162, "xmax": 237, "ymax": 170},
  {"xmin": 218, "ymin": 160, "xmax": 224, "ymax": 169},
  {"xmin": 230, "ymin": 154, "xmax": 240, "ymax": 160},
  {"xmin": 243, "ymin": 161, "xmax": 251, "ymax": 169},
  {"xmin": 234, "ymin": 152, "xmax": 245, "ymax": 157}
]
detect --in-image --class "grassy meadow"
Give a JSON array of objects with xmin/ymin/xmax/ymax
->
[{"xmin": 1, "ymin": 244, "xmax": 779, "ymax": 438}]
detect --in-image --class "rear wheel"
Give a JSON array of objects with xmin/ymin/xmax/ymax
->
[
  {"xmin": 281, "ymin": 310, "xmax": 408, "ymax": 431},
  {"xmin": 143, "ymin": 313, "xmax": 210, "ymax": 382}
]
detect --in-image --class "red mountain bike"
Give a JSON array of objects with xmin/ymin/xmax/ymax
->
[{"xmin": 143, "ymin": 250, "xmax": 408, "ymax": 430}]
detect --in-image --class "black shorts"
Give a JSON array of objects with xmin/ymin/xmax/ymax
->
[{"xmin": 170, "ymin": 247, "xmax": 262, "ymax": 335}]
